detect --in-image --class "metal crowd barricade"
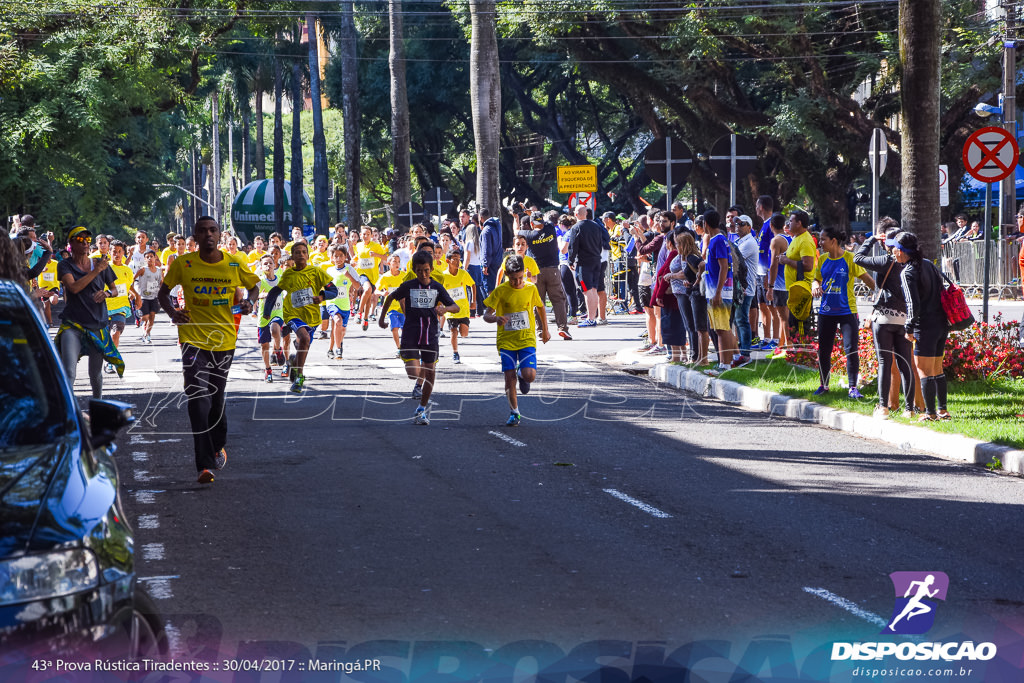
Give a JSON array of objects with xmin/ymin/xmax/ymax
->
[{"xmin": 940, "ymin": 239, "xmax": 1020, "ymax": 300}]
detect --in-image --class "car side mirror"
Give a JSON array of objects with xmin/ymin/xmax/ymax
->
[{"xmin": 89, "ymin": 399, "xmax": 135, "ymax": 449}]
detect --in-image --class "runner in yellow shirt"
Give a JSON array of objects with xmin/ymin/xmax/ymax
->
[
  {"xmin": 36, "ymin": 256, "xmax": 60, "ymax": 327},
  {"xmin": 261, "ymin": 242, "xmax": 339, "ymax": 394},
  {"xmin": 483, "ymin": 255, "xmax": 550, "ymax": 426},
  {"xmin": 310, "ymin": 235, "xmax": 331, "ymax": 268},
  {"xmin": 353, "ymin": 226, "xmax": 389, "ymax": 330},
  {"xmin": 496, "ymin": 235, "xmax": 539, "ymax": 283},
  {"xmin": 324, "ymin": 244, "xmax": 369, "ymax": 360},
  {"xmin": 247, "ymin": 235, "xmax": 268, "ymax": 267},
  {"xmin": 376, "ymin": 253, "xmax": 407, "ymax": 355},
  {"xmin": 158, "ymin": 216, "xmax": 260, "ymax": 484},
  {"xmin": 105, "ymin": 241, "xmax": 136, "ymax": 369},
  {"xmin": 438, "ymin": 247, "xmax": 475, "ymax": 364}
]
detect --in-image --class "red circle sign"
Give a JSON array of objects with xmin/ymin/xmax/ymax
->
[{"xmin": 963, "ymin": 126, "xmax": 1019, "ymax": 183}]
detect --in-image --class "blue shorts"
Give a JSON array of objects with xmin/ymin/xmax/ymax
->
[
  {"xmin": 286, "ymin": 318, "xmax": 316, "ymax": 340},
  {"xmin": 257, "ymin": 316, "xmax": 285, "ymax": 344},
  {"xmin": 499, "ymin": 346, "xmax": 537, "ymax": 373},
  {"xmin": 320, "ymin": 305, "xmax": 329, "ymax": 321},
  {"xmin": 326, "ymin": 305, "xmax": 351, "ymax": 327},
  {"xmin": 388, "ymin": 311, "xmax": 405, "ymax": 329}
]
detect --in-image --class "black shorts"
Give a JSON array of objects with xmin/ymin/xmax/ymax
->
[
  {"xmin": 140, "ymin": 299, "xmax": 161, "ymax": 315},
  {"xmin": 447, "ymin": 317, "xmax": 470, "ymax": 331},
  {"xmin": 914, "ymin": 326, "xmax": 948, "ymax": 357},
  {"xmin": 598, "ymin": 261, "xmax": 607, "ymax": 292},
  {"xmin": 400, "ymin": 346, "xmax": 439, "ymax": 365},
  {"xmin": 772, "ymin": 289, "xmax": 789, "ymax": 308},
  {"xmin": 755, "ymin": 279, "xmax": 769, "ymax": 305},
  {"xmin": 639, "ymin": 285, "xmax": 652, "ymax": 308},
  {"xmin": 577, "ymin": 263, "xmax": 602, "ymax": 292}
]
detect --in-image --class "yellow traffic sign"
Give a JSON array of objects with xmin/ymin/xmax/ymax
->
[{"xmin": 557, "ymin": 164, "xmax": 597, "ymax": 193}]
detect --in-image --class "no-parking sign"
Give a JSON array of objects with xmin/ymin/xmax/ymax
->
[
  {"xmin": 569, "ymin": 192, "xmax": 597, "ymax": 213},
  {"xmin": 963, "ymin": 126, "xmax": 1019, "ymax": 183}
]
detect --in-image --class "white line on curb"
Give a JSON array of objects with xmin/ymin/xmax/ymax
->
[
  {"xmin": 803, "ymin": 587, "xmax": 888, "ymax": 628},
  {"xmin": 602, "ymin": 488, "xmax": 672, "ymax": 518},
  {"xmin": 488, "ymin": 430, "xmax": 527, "ymax": 447}
]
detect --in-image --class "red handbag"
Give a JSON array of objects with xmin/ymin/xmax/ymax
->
[{"xmin": 939, "ymin": 273, "xmax": 975, "ymax": 331}]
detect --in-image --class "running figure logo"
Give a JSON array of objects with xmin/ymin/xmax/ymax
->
[{"xmin": 883, "ymin": 571, "xmax": 949, "ymax": 635}]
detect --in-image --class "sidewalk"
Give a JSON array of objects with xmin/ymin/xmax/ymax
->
[{"xmin": 612, "ymin": 346, "xmax": 1024, "ymax": 477}]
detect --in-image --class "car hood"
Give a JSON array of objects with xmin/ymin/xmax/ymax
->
[{"xmin": 0, "ymin": 438, "xmax": 76, "ymax": 557}]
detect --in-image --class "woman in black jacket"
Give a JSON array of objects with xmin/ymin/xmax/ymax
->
[
  {"xmin": 893, "ymin": 232, "xmax": 950, "ymax": 421},
  {"xmin": 854, "ymin": 226, "xmax": 915, "ymax": 418}
]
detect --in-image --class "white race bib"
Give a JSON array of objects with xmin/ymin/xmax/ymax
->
[
  {"xmin": 291, "ymin": 287, "xmax": 315, "ymax": 308},
  {"xmin": 409, "ymin": 288, "xmax": 438, "ymax": 309},
  {"xmin": 358, "ymin": 257, "xmax": 376, "ymax": 270},
  {"xmin": 115, "ymin": 283, "xmax": 128, "ymax": 298},
  {"xmin": 142, "ymin": 288, "xmax": 155, "ymax": 298},
  {"xmin": 41, "ymin": 272, "xmax": 55, "ymax": 282},
  {"xmin": 448, "ymin": 286, "xmax": 466, "ymax": 301},
  {"xmin": 505, "ymin": 311, "xmax": 529, "ymax": 331}
]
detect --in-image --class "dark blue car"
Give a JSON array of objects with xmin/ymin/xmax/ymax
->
[{"xmin": 0, "ymin": 280, "xmax": 165, "ymax": 667}]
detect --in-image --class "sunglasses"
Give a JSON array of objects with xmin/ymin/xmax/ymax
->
[{"xmin": 72, "ymin": 236, "xmax": 92, "ymax": 244}]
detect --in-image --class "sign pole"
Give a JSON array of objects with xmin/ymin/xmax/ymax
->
[
  {"xmin": 871, "ymin": 134, "xmax": 880, "ymax": 233},
  {"xmin": 729, "ymin": 133, "xmax": 737, "ymax": 207},
  {"xmin": 665, "ymin": 138, "xmax": 673, "ymax": 211},
  {"xmin": 983, "ymin": 181, "xmax": 992, "ymax": 325}
]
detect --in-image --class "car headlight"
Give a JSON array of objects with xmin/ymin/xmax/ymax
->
[{"xmin": 0, "ymin": 549, "xmax": 99, "ymax": 605}]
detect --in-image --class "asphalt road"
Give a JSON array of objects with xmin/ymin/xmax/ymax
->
[{"xmin": 79, "ymin": 310, "xmax": 1024, "ymax": 682}]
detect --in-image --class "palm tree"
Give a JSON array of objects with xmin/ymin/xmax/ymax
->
[
  {"xmin": 899, "ymin": 0, "xmax": 941, "ymax": 259},
  {"xmin": 470, "ymin": 0, "xmax": 501, "ymax": 215}
]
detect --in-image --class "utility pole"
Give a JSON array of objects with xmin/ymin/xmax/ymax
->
[{"xmin": 1000, "ymin": 1, "xmax": 1018, "ymax": 262}]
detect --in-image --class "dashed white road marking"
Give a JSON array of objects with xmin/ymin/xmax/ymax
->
[
  {"xmin": 134, "ymin": 470, "xmax": 152, "ymax": 482},
  {"xmin": 488, "ymin": 430, "xmax": 527, "ymax": 447},
  {"xmin": 138, "ymin": 576, "xmax": 179, "ymax": 601},
  {"xmin": 132, "ymin": 451, "xmax": 149, "ymax": 463},
  {"xmin": 132, "ymin": 490, "xmax": 164, "ymax": 504},
  {"xmin": 137, "ymin": 514, "xmax": 159, "ymax": 529},
  {"xmin": 602, "ymin": 488, "xmax": 672, "ymax": 518},
  {"xmin": 130, "ymin": 435, "xmax": 155, "ymax": 444},
  {"xmin": 802, "ymin": 587, "xmax": 889, "ymax": 629},
  {"xmin": 141, "ymin": 543, "xmax": 165, "ymax": 561}
]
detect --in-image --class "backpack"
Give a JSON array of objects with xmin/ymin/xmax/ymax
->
[{"xmin": 728, "ymin": 241, "xmax": 748, "ymax": 304}]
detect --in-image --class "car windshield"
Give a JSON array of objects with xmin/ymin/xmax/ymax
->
[{"xmin": 0, "ymin": 282, "xmax": 70, "ymax": 449}]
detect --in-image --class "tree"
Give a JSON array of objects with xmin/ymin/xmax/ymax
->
[
  {"xmin": 900, "ymin": 0, "xmax": 942, "ymax": 259},
  {"xmin": 307, "ymin": 14, "xmax": 330, "ymax": 234},
  {"xmin": 389, "ymin": 0, "xmax": 412, "ymax": 217},
  {"xmin": 274, "ymin": 56, "xmax": 285, "ymax": 234},
  {"xmin": 290, "ymin": 51, "xmax": 305, "ymax": 230},
  {"xmin": 470, "ymin": 0, "xmax": 501, "ymax": 215},
  {"xmin": 337, "ymin": 0, "xmax": 362, "ymax": 226}
]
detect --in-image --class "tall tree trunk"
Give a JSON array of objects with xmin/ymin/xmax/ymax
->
[
  {"xmin": 291, "ymin": 58, "xmax": 305, "ymax": 231},
  {"xmin": 211, "ymin": 89, "xmax": 221, "ymax": 223},
  {"xmin": 255, "ymin": 78, "xmax": 266, "ymax": 179},
  {"xmin": 389, "ymin": 0, "xmax": 411, "ymax": 216},
  {"xmin": 470, "ymin": 0, "xmax": 501, "ymax": 215},
  {"xmin": 307, "ymin": 13, "xmax": 330, "ymax": 235},
  {"xmin": 242, "ymin": 106, "xmax": 252, "ymax": 186},
  {"xmin": 227, "ymin": 103, "xmax": 234, "ymax": 225},
  {"xmin": 274, "ymin": 58, "xmax": 285, "ymax": 235},
  {"xmin": 899, "ymin": 0, "xmax": 941, "ymax": 260},
  {"xmin": 340, "ymin": 0, "xmax": 361, "ymax": 226}
]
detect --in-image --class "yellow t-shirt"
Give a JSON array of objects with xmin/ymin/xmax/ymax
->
[
  {"xmin": 497, "ymin": 254, "xmax": 539, "ymax": 282},
  {"xmin": 354, "ymin": 241, "xmax": 388, "ymax": 280},
  {"xmin": 403, "ymin": 259, "xmax": 446, "ymax": 282},
  {"xmin": 439, "ymin": 268, "xmax": 477, "ymax": 319},
  {"xmin": 247, "ymin": 249, "xmax": 267, "ymax": 266},
  {"xmin": 277, "ymin": 265, "xmax": 334, "ymax": 326},
  {"xmin": 107, "ymin": 263, "xmax": 136, "ymax": 312},
  {"xmin": 36, "ymin": 259, "xmax": 59, "ymax": 290},
  {"xmin": 376, "ymin": 272, "xmax": 406, "ymax": 314},
  {"xmin": 310, "ymin": 249, "xmax": 331, "ymax": 269},
  {"xmin": 484, "ymin": 281, "xmax": 543, "ymax": 351},
  {"xmin": 161, "ymin": 246, "xmax": 175, "ymax": 266},
  {"xmin": 784, "ymin": 230, "xmax": 817, "ymax": 292},
  {"xmin": 163, "ymin": 252, "xmax": 260, "ymax": 351}
]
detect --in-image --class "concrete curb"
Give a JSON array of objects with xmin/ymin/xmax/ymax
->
[{"xmin": 646, "ymin": 361, "xmax": 1024, "ymax": 477}]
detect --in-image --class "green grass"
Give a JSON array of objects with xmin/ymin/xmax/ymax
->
[{"xmin": 699, "ymin": 358, "xmax": 1024, "ymax": 450}]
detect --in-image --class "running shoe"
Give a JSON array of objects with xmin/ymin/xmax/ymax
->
[
  {"xmin": 813, "ymin": 385, "xmax": 828, "ymax": 396},
  {"xmin": 290, "ymin": 375, "xmax": 305, "ymax": 394},
  {"xmin": 319, "ymin": 330, "xmax": 328, "ymax": 339},
  {"xmin": 104, "ymin": 363, "xmax": 115, "ymax": 374},
  {"xmin": 506, "ymin": 411, "xmax": 521, "ymax": 427},
  {"xmin": 596, "ymin": 318, "xmax": 608, "ymax": 325},
  {"xmin": 645, "ymin": 344, "xmax": 665, "ymax": 354},
  {"xmin": 577, "ymin": 319, "xmax": 597, "ymax": 327},
  {"xmin": 362, "ymin": 320, "xmax": 369, "ymax": 331},
  {"xmin": 452, "ymin": 351, "xmax": 461, "ymax": 364},
  {"xmin": 848, "ymin": 388, "xmax": 865, "ymax": 399},
  {"xmin": 770, "ymin": 348, "xmax": 787, "ymax": 359},
  {"xmin": 369, "ymin": 314, "xmax": 377, "ymax": 321},
  {"xmin": 213, "ymin": 448, "xmax": 227, "ymax": 470},
  {"xmin": 518, "ymin": 372, "xmax": 530, "ymax": 395},
  {"xmin": 289, "ymin": 353, "xmax": 297, "ymax": 368},
  {"xmin": 730, "ymin": 355, "xmax": 751, "ymax": 369},
  {"xmin": 567, "ymin": 316, "xmax": 578, "ymax": 325},
  {"xmin": 197, "ymin": 469, "xmax": 214, "ymax": 484},
  {"xmin": 412, "ymin": 383, "xmax": 423, "ymax": 400},
  {"xmin": 873, "ymin": 405, "xmax": 890, "ymax": 419},
  {"xmin": 280, "ymin": 364, "xmax": 289, "ymax": 378},
  {"xmin": 638, "ymin": 343, "xmax": 654, "ymax": 352},
  {"xmin": 559, "ymin": 329, "xmax": 573, "ymax": 340},
  {"xmin": 265, "ymin": 368, "xmax": 273, "ymax": 383},
  {"xmin": 135, "ymin": 317, "xmax": 141, "ymax": 328},
  {"xmin": 336, "ymin": 344, "xmax": 343, "ymax": 361},
  {"xmin": 750, "ymin": 337, "xmax": 762, "ymax": 347},
  {"xmin": 327, "ymin": 348, "xmax": 335, "ymax": 360},
  {"xmin": 413, "ymin": 407, "xmax": 429, "ymax": 426},
  {"xmin": 629, "ymin": 309, "xmax": 644, "ymax": 315}
]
